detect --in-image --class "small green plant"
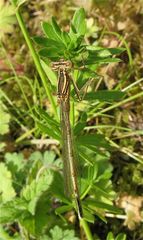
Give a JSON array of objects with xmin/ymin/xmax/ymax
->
[{"xmin": 0, "ymin": 150, "xmax": 125, "ymax": 239}]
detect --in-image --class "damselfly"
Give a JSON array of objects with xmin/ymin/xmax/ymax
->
[{"xmin": 52, "ymin": 59, "xmax": 83, "ymax": 219}]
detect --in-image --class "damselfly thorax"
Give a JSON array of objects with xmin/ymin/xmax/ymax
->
[
  {"xmin": 51, "ymin": 59, "xmax": 95, "ymax": 102},
  {"xmin": 51, "ymin": 60, "xmax": 72, "ymax": 103}
]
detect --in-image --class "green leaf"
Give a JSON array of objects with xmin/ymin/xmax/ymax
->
[
  {"xmin": 105, "ymin": 47, "xmax": 125, "ymax": 55},
  {"xmin": 34, "ymin": 195, "xmax": 54, "ymax": 236},
  {"xmin": 106, "ymin": 232, "xmax": 126, "ymax": 240},
  {"xmin": 20, "ymin": 215, "xmax": 35, "ymax": 236},
  {"xmin": 51, "ymin": 172, "xmax": 68, "ymax": 203},
  {"xmin": 85, "ymin": 57, "xmax": 121, "ymax": 65},
  {"xmin": 5, "ymin": 152, "xmax": 25, "ymax": 172},
  {"xmin": 22, "ymin": 171, "xmax": 53, "ymax": 202},
  {"xmin": 0, "ymin": 198, "xmax": 27, "ymax": 224},
  {"xmin": 36, "ymin": 107, "xmax": 60, "ymax": 130},
  {"xmin": 48, "ymin": 226, "xmax": 79, "ymax": 240},
  {"xmin": 38, "ymin": 47, "xmax": 61, "ymax": 60},
  {"xmin": 68, "ymin": 35, "xmax": 84, "ymax": 51},
  {"xmin": 40, "ymin": 60, "xmax": 57, "ymax": 85},
  {"xmin": 55, "ymin": 205, "xmax": 73, "ymax": 215},
  {"xmin": 84, "ymin": 90, "xmax": 125, "ymax": 102},
  {"xmin": 0, "ymin": 201, "xmax": 17, "ymax": 223},
  {"xmin": 82, "ymin": 208, "xmax": 95, "ymax": 223},
  {"xmin": 85, "ymin": 199, "xmax": 122, "ymax": 214},
  {"xmin": 35, "ymin": 107, "xmax": 60, "ymax": 140},
  {"xmin": 42, "ymin": 21, "xmax": 61, "ymax": 42},
  {"xmin": 78, "ymin": 150, "xmax": 93, "ymax": 165},
  {"xmin": 33, "ymin": 36, "xmax": 65, "ymax": 49},
  {"xmin": 77, "ymin": 134, "xmax": 111, "ymax": 149},
  {"xmin": 74, "ymin": 113, "xmax": 87, "ymax": 135},
  {"xmin": 37, "ymin": 122, "xmax": 60, "ymax": 140},
  {"xmin": 95, "ymin": 49, "xmax": 112, "ymax": 57},
  {"xmin": 0, "ymin": 163, "xmax": 16, "ymax": 203},
  {"xmin": 94, "ymin": 209, "xmax": 108, "ymax": 223},
  {"xmin": 22, "ymin": 170, "xmax": 53, "ymax": 215},
  {"xmin": 29, "ymin": 151, "xmax": 43, "ymax": 162},
  {"xmin": 82, "ymin": 48, "xmax": 123, "ymax": 66},
  {"xmin": 4, "ymin": 152, "xmax": 28, "ymax": 193},
  {"xmin": 87, "ymin": 163, "xmax": 98, "ymax": 182},
  {"xmin": 80, "ymin": 163, "xmax": 98, "ymax": 196},
  {"xmin": 80, "ymin": 68, "xmax": 98, "ymax": 79},
  {"xmin": 116, "ymin": 233, "xmax": 126, "ymax": 240},
  {"xmin": 42, "ymin": 151, "xmax": 61, "ymax": 169},
  {"xmin": 51, "ymin": 17, "xmax": 63, "ymax": 42},
  {"xmin": 106, "ymin": 232, "xmax": 114, "ymax": 240},
  {"xmin": 74, "ymin": 122, "xmax": 86, "ymax": 136},
  {"xmin": 71, "ymin": 8, "xmax": 86, "ymax": 36},
  {"xmin": 26, "ymin": 159, "xmax": 42, "ymax": 185},
  {"xmin": 61, "ymin": 31, "xmax": 71, "ymax": 46},
  {"xmin": 93, "ymin": 182, "xmax": 115, "ymax": 202},
  {"xmin": 86, "ymin": 47, "xmax": 125, "ymax": 56},
  {"xmin": 68, "ymin": 32, "xmax": 78, "ymax": 50}
]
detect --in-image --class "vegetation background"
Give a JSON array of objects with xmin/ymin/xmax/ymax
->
[{"xmin": 0, "ymin": 0, "xmax": 143, "ymax": 239}]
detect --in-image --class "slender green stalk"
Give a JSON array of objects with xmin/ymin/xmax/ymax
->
[
  {"xmin": 19, "ymin": 223, "xmax": 30, "ymax": 240},
  {"xmin": 85, "ymin": 125, "xmax": 134, "ymax": 132},
  {"xmin": 122, "ymin": 77, "xmax": 143, "ymax": 92},
  {"xmin": 11, "ymin": 2, "xmax": 58, "ymax": 119},
  {"xmin": 106, "ymin": 137, "xmax": 143, "ymax": 164},
  {"xmin": 112, "ymin": 130, "xmax": 143, "ymax": 139},
  {"xmin": 80, "ymin": 218, "xmax": 94, "ymax": 240},
  {"xmin": 70, "ymin": 101, "xmax": 75, "ymax": 126}
]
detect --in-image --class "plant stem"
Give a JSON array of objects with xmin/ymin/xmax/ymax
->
[
  {"xmin": 122, "ymin": 77, "xmax": 143, "ymax": 92},
  {"xmin": 80, "ymin": 218, "xmax": 94, "ymax": 240},
  {"xmin": 19, "ymin": 223, "xmax": 30, "ymax": 240},
  {"xmin": 11, "ymin": 2, "xmax": 58, "ymax": 119}
]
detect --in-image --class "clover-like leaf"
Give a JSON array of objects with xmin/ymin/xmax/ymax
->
[
  {"xmin": 0, "ymin": 163, "xmax": 16, "ymax": 203},
  {"xmin": 48, "ymin": 225, "xmax": 79, "ymax": 240},
  {"xmin": 22, "ymin": 170, "xmax": 53, "ymax": 215}
]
